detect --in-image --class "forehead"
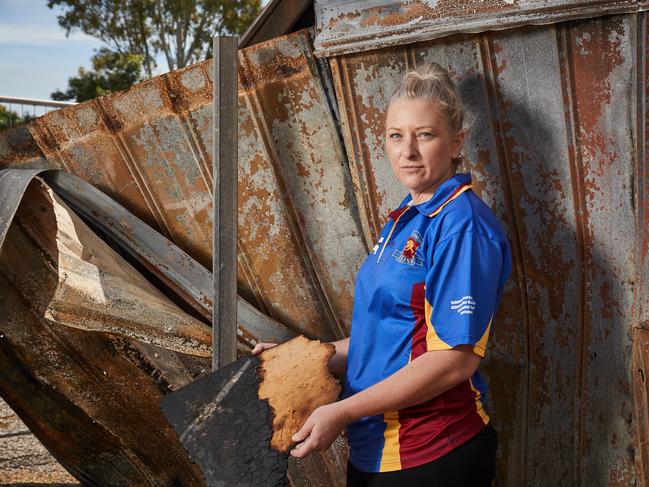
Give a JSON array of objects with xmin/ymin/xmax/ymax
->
[{"xmin": 385, "ymin": 97, "xmax": 447, "ymax": 129}]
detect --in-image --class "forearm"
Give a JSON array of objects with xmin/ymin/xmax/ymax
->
[
  {"xmin": 338, "ymin": 345, "xmax": 479, "ymax": 422},
  {"xmin": 328, "ymin": 337, "xmax": 349, "ymax": 379}
]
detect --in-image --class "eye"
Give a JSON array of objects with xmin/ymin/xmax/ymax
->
[
  {"xmin": 388, "ymin": 133, "xmax": 402, "ymax": 139},
  {"xmin": 417, "ymin": 132, "xmax": 435, "ymax": 138}
]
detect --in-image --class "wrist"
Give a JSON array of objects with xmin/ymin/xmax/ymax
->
[{"xmin": 336, "ymin": 397, "xmax": 360, "ymax": 424}]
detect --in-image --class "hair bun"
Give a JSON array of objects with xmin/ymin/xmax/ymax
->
[{"xmin": 389, "ymin": 62, "xmax": 464, "ymax": 137}]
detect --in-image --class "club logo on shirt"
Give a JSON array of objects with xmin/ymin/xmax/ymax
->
[
  {"xmin": 450, "ymin": 295, "xmax": 476, "ymax": 315},
  {"xmin": 392, "ymin": 231, "xmax": 424, "ymax": 266}
]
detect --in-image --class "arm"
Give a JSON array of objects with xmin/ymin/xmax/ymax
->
[
  {"xmin": 340, "ymin": 344, "xmax": 479, "ymax": 419},
  {"xmin": 289, "ymin": 345, "xmax": 481, "ymax": 457},
  {"xmin": 328, "ymin": 337, "xmax": 349, "ymax": 379}
]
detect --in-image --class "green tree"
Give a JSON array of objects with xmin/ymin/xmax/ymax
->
[
  {"xmin": 0, "ymin": 105, "xmax": 32, "ymax": 130},
  {"xmin": 47, "ymin": 0, "xmax": 262, "ymax": 77},
  {"xmin": 51, "ymin": 48, "xmax": 146, "ymax": 102}
]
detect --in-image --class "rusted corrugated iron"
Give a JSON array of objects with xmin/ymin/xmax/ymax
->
[
  {"xmin": 237, "ymin": 29, "xmax": 366, "ymax": 341},
  {"xmin": 0, "ymin": 29, "xmax": 367, "ymax": 344},
  {"xmin": 313, "ymin": 0, "xmax": 649, "ymax": 57},
  {"xmin": 0, "ymin": 6, "xmax": 646, "ymax": 485},
  {"xmin": 0, "ymin": 29, "xmax": 363, "ymax": 486},
  {"xmin": 0, "ymin": 169, "xmax": 210, "ymax": 485},
  {"xmin": 326, "ymin": 10, "xmax": 646, "ymax": 486}
]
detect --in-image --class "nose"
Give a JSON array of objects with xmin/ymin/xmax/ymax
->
[{"xmin": 402, "ymin": 136, "xmax": 419, "ymax": 160}]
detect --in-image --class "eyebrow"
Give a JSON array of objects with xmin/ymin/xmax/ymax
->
[{"xmin": 386, "ymin": 126, "xmax": 437, "ymax": 131}]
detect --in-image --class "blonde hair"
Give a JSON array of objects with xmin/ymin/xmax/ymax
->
[{"xmin": 389, "ymin": 62, "xmax": 466, "ymax": 166}]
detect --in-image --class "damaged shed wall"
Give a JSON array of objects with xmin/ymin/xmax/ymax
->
[{"xmin": 0, "ymin": 5, "xmax": 648, "ymax": 485}]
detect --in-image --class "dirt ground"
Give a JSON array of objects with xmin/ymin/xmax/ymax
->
[{"xmin": 0, "ymin": 398, "xmax": 79, "ymax": 486}]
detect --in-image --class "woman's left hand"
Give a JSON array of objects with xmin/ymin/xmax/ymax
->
[{"xmin": 290, "ymin": 402, "xmax": 351, "ymax": 458}]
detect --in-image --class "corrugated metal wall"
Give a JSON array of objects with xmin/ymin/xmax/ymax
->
[{"xmin": 324, "ymin": 9, "xmax": 647, "ymax": 487}]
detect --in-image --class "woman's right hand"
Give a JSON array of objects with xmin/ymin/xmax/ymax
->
[{"xmin": 251, "ymin": 342, "xmax": 277, "ymax": 356}]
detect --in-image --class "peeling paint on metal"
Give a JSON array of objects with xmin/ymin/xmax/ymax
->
[
  {"xmin": 328, "ymin": 12, "xmax": 644, "ymax": 486},
  {"xmin": 313, "ymin": 0, "xmax": 648, "ymax": 57}
]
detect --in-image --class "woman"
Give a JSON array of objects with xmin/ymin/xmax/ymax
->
[{"xmin": 253, "ymin": 62, "xmax": 512, "ymax": 487}]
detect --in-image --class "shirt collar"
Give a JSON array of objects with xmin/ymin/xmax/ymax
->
[{"xmin": 388, "ymin": 172, "xmax": 473, "ymax": 220}]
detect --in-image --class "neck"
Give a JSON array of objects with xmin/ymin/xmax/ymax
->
[{"xmin": 409, "ymin": 168, "xmax": 457, "ymax": 205}]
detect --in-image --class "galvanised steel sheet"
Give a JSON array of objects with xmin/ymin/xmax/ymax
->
[
  {"xmin": 327, "ymin": 12, "xmax": 646, "ymax": 486},
  {"xmin": 237, "ymin": 29, "xmax": 366, "ymax": 340},
  {"xmin": 0, "ymin": 29, "xmax": 364, "ymax": 486},
  {"xmin": 0, "ymin": 29, "xmax": 366, "ymax": 343},
  {"xmin": 0, "ymin": 170, "xmax": 210, "ymax": 485},
  {"xmin": 313, "ymin": 0, "xmax": 649, "ymax": 57}
]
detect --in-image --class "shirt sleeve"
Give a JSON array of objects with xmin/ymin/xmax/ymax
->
[{"xmin": 424, "ymin": 230, "xmax": 507, "ymax": 357}]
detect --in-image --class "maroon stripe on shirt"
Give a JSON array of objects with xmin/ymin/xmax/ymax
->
[
  {"xmin": 409, "ymin": 282, "xmax": 427, "ymax": 360},
  {"xmin": 398, "ymin": 284, "xmax": 486, "ymax": 469},
  {"xmin": 397, "ymin": 382, "xmax": 488, "ymax": 469}
]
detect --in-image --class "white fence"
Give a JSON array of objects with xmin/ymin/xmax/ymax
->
[{"xmin": 0, "ymin": 96, "xmax": 76, "ymax": 128}]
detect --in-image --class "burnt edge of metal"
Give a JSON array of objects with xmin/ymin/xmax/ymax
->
[
  {"xmin": 312, "ymin": 0, "xmax": 649, "ymax": 58},
  {"xmin": 161, "ymin": 356, "xmax": 289, "ymax": 487},
  {"xmin": 213, "ymin": 36, "xmax": 239, "ymax": 370},
  {"xmin": 0, "ymin": 168, "xmax": 296, "ymax": 349}
]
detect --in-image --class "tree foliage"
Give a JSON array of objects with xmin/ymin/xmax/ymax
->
[
  {"xmin": 51, "ymin": 48, "xmax": 146, "ymax": 102},
  {"xmin": 47, "ymin": 0, "xmax": 262, "ymax": 77},
  {"xmin": 0, "ymin": 105, "xmax": 30, "ymax": 130}
]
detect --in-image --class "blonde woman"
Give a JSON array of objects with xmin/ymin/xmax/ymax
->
[{"xmin": 254, "ymin": 63, "xmax": 512, "ymax": 487}]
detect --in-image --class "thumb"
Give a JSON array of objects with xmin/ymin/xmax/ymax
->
[{"xmin": 292, "ymin": 419, "xmax": 313, "ymax": 443}]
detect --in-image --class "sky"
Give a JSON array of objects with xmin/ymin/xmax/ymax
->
[
  {"xmin": 0, "ymin": 0, "xmax": 271, "ymax": 104},
  {"xmin": 0, "ymin": 0, "xmax": 104, "ymax": 101}
]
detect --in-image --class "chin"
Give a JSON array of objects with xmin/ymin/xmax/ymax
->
[{"xmin": 397, "ymin": 175, "xmax": 425, "ymax": 191}]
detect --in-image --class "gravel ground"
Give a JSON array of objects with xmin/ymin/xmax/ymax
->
[{"xmin": 0, "ymin": 398, "xmax": 79, "ymax": 486}]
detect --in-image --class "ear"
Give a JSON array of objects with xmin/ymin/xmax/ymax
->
[{"xmin": 451, "ymin": 129, "xmax": 466, "ymax": 157}]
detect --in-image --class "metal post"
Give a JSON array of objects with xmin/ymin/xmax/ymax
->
[{"xmin": 212, "ymin": 36, "xmax": 239, "ymax": 370}]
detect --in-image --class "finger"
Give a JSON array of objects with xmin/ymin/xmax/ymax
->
[
  {"xmin": 251, "ymin": 343, "xmax": 269, "ymax": 355},
  {"xmin": 291, "ymin": 419, "xmax": 313, "ymax": 443},
  {"xmin": 290, "ymin": 437, "xmax": 315, "ymax": 458}
]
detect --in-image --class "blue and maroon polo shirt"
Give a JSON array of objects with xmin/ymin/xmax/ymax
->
[{"xmin": 343, "ymin": 171, "xmax": 512, "ymax": 473}]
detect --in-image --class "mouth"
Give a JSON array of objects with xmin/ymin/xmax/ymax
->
[{"xmin": 401, "ymin": 165, "xmax": 424, "ymax": 170}]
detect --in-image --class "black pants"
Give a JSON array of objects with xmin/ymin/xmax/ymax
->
[{"xmin": 346, "ymin": 423, "xmax": 497, "ymax": 487}]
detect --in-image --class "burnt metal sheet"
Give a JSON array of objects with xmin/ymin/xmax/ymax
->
[
  {"xmin": 0, "ymin": 168, "xmax": 302, "ymax": 485},
  {"xmin": 40, "ymin": 170, "xmax": 297, "ymax": 346},
  {"xmin": 327, "ymin": 11, "xmax": 646, "ymax": 486},
  {"xmin": 0, "ymin": 169, "xmax": 209, "ymax": 485},
  {"xmin": 313, "ymin": 0, "xmax": 649, "ymax": 57},
  {"xmin": 0, "ymin": 29, "xmax": 366, "ymax": 344},
  {"xmin": 162, "ymin": 356, "xmax": 288, "ymax": 487}
]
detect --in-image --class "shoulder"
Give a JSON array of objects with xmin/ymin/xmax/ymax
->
[{"xmin": 434, "ymin": 189, "xmax": 509, "ymax": 246}]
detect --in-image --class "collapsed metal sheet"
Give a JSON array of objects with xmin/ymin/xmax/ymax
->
[
  {"xmin": 0, "ymin": 168, "xmax": 303, "ymax": 485},
  {"xmin": 327, "ymin": 12, "xmax": 645, "ymax": 487},
  {"xmin": 0, "ymin": 170, "xmax": 210, "ymax": 485},
  {"xmin": 0, "ymin": 25, "xmax": 363, "ymax": 481},
  {"xmin": 0, "ymin": 29, "xmax": 366, "ymax": 344},
  {"xmin": 35, "ymin": 183, "xmax": 213, "ymax": 357},
  {"xmin": 42, "ymin": 170, "xmax": 295, "ymax": 345},
  {"xmin": 313, "ymin": 0, "xmax": 648, "ymax": 57}
]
